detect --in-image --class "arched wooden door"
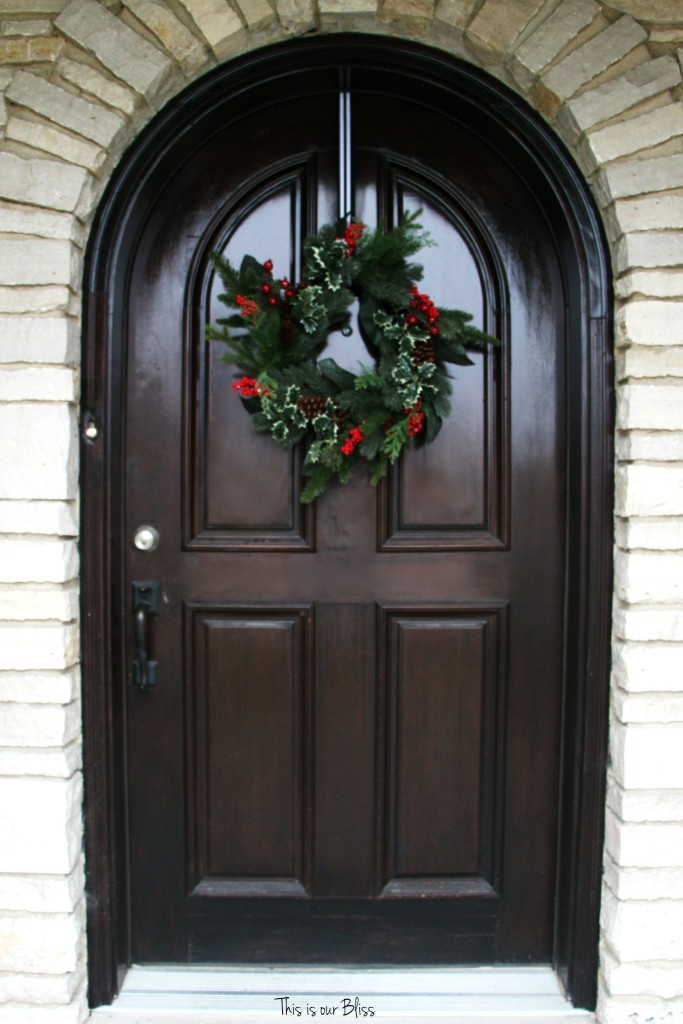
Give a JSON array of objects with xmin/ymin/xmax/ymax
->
[{"xmin": 83, "ymin": 38, "xmax": 611, "ymax": 1008}]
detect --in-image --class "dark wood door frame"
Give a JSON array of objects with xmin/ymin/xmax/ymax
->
[{"xmin": 80, "ymin": 35, "xmax": 613, "ymax": 1011}]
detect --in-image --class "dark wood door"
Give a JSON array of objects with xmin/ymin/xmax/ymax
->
[{"xmin": 124, "ymin": 71, "xmax": 566, "ymax": 965}]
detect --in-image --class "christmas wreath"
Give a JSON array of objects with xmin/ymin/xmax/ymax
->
[{"xmin": 207, "ymin": 212, "xmax": 499, "ymax": 503}]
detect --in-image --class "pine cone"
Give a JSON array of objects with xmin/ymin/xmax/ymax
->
[
  {"xmin": 412, "ymin": 340, "xmax": 437, "ymax": 366},
  {"xmin": 333, "ymin": 407, "xmax": 349, "ymax": 433},
  {"xmin": 297, "ymin": 395, "xmax": 329, "ymax": 420}
]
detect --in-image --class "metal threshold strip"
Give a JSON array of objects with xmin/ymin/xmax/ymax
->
[{"xmin": 90, "ymin": 965, "xmax": 595, "ymax": 1023}]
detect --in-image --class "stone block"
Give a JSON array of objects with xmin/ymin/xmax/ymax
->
[
  {"xmin": 0, "ymin": 35, "xmax": 62, "ymax": 61},
  {"xmin": 605, "ymin": 809, "xmax": 683, "ymax": 868},
  {"xmin": 0, "ymin": 403, "xmax": 77, "ymax": 501},
  {"xmin": 614, "ymin": 194, "xmax": 683, "ymax": 234},
  {"xmin": 318, "ymin": 0, "xmax": 376, "ymax": 11},
  {"xmin": 618, "ymin": 299, "xmax": 683, "ymax": 347},
  {"xmin": 237, "ymin": 0, "xmax": 275, "ymax": 31},
  {"xmin": 566, "ymin": 56, "xmax": 681, "ymax": 133},
  {"xmin": 6, "ymin": 70, "xmax": 125, "ymax": 148},
  {"xmin": 616, "ymin": 464, "xmax": 683, "ymax": 517},
  {"xmin": 613, "ymin": 688, "xmax": 683, "ymax": 725},
  {"xmin": 276, "ymin": 0, "xmax": 316, "ymax": 32},
  {"xmin": 380, "ymin": 0, "xmax": 435, "ymax": 30},
  {"xmin": 0, "ymin": 1002, "xmax": 87, "ymax": 1024},
  {"xmin": 6, "ymin": 116, "xmax": 105, "ymax": 172},
  {"xmin": 604, "ymin": 855, "xmax": 683, "ymax": 901},
  {"xmin": 57, "ymin": 56, "xmax": 137, "ymax": 117},
  {"xmin": 613, "ymin": 639, "xmax": 683, "ymax": 693},
  {"xmin": 433, "ymin": 0, "xmax": 476, "ymax": 31},
  {"xmin": 176, "ymin": 0, "xmax": 244, "ymax": 55},
  {"xmin": 611, "ymin": 0, "xmax": 683, "ymax": 22},
  {"xmin": 0, "ymin": 500, "xmax": 78, "ymax": 536},
  {"xmin": 0, "ymin": 316, "xmax": 78, "ymax": 365},
  {"xmin": 0, "ymin": 739, "xmax": 81, "ymax": 778},
  {"xmin": 617, "ymin": 232, "xmax": 683, "ymax": 273},
  {"xmin": 0, "ymin": 200, "xmax": 83, "ymax": 244},
  {"xmin": 616, "ymin": 518, "xmax": 683, "ymax": 551},
  {"xmin": 0, "ymin": 772, "xmax": 82, "ymax": 873},
  {"xmin": 601, "ymin": 888, "xmax": 683, "ymax": 961},
  {"xmin": 0, "ymin": 365, "xmax": 78, "ymax": 400},
  {"xmin": 617, "ymin": 430, "xmax": 683, "ymax": 462},
  {"xmin": 617, "ymin": 384, "xmax": 683, "ymax": 431},
  {"xmin": 618, "ymin": 346, "xmax": 683, "ymax": 380},
  {"xmin": 0, "ymin": 151, "xmax": 87, "ymax": 213},
  {"xmin": 56, "ymin": 0, "xmax": 172, "ymax": 97},
  {"xmin": 588, "ymin": 102, "xmax": 683, "ymax": 166},
  {"xmin": 0, "ymin": 1, "xmax": 67, "ymax": 11},
  {"xmin": 615, "ymin": 551, "xmax": 683, "ymax": 603},
  {"xmin": 615, "ymin": 606, "xmax": 683, "ymax": 643},
  {"xmin": 599, "ymin": 152, "xmax": 683, "ymax": 206},
  {"xmin": 608, "ymin": 779, "xmax": 683, "ymax": 823},
  {"xmin": 602, "ymin": 943, "xmax": 683, "ymax": 998},
  {"xmin": 612, "ymin": 721, "xmax": 683, "ymax": 789},
  {"xmin": 543, "ymin": 16, "xmax": 646, "ymax": 101},
  {"xmin": 616, "ymin": 269, "xmax": 683, "ymax": 300},
  {"xmin": 1, "ymin": 18, "xmax": 51, "ymax": 34},
  {"xmin": 0, "ymin": 538, "xmax": 78, "ymax": 583},
  {"xmin": 0, "ymin": 963, "xmax": 84, "ymax": 1004},
  {"xmin": 122, "ymin": 0, "xmax": 207, "ymax": 74},
  {"xmin": 466, "ymin": 0, "xmax": 544, "ymax": 60},
  {"xmin": 0, "ymin": 582, "xmax": 79, "ymax": 621},
  {"xmin": 0, "ymin": 239, "xmax": 78, "ymax": 288},
  {"xmin": 0, "ymin": 285, "xmax": 74, "ymax": 314},
  {"xmin": 510, "ymin": 0, "xmax": 600, "ymax": 92},
  {"xmin": 0, "ymin": 666, "xmax": 79, "ymax": 704},
  {"xmin": 0, "ymin": 698, "xmax": 80, "ymax": 747},
  {"xmin": 0, "ymin": 622, "xmax": 79, "ymax": 670},
  {"xmin": 0, "ymin": 908, "xmax": 82, "ymax": 973}
]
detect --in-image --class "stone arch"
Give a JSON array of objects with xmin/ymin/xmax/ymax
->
[{"xmin": 0, "ymin": 4, "xmax": 681, "ymax": 1024}]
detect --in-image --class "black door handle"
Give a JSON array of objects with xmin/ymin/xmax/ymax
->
[{"xmin": 132, "ymin": 582, "xmax": 160, "ymax": 691}]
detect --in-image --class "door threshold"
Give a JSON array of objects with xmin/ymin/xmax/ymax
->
[{"xmin": 90, "ymin": 965, "xmax": 595, "ymax": 1023}]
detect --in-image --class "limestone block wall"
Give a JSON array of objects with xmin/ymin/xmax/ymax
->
[{"xmin": 0, "ymin": 2, "xmax": 681, "ymax": 1023}]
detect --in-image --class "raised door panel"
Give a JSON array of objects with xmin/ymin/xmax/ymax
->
[
  {"xmin": 364, "ymin": 167, "xmax": 508, "ymax": 551},
  {"xmin": 187, "ymin": 605, "xmax": 313, "ymax": 897},
  {"xmin": 187, "ymin": 166, "xmax": 318, "ymax": 550},
  {"xmin": 379, "ymin": 606, "xmax": 506, "ymax": 898}
]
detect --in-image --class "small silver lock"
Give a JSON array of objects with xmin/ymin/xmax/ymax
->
[{"xmin": 133, "ymin": 525, "xmax": 160, "ymax": 552}]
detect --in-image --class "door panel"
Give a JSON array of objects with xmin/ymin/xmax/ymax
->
[
  {"xmin": 188, "ymin": 605, "xmax": 313, "ymax": 896},
  {"xmin": 379, "ymin": 606, "xmax": 506, "ymax": 892},
  {"xmin": 124, "ymin": 73, "xmax": 565, "ymax": 965}
]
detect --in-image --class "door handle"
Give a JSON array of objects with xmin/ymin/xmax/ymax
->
[{"xmin": 132, "ymin": 582, "xmax": 160, "ymax": 691}]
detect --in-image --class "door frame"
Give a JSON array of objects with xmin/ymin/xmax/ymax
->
[{"xmin": 80, "ymin": 34, "xmax": 613, "ymax": 1011}]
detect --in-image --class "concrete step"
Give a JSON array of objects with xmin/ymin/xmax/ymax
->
[{"xmin": 90, "ymin": 966, "xmax": 596, "ymax": 1024}]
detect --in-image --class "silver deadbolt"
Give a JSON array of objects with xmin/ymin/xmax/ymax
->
[{"xmin": 133, "ymin": 525, "xmax": 160, "ymax": 552}]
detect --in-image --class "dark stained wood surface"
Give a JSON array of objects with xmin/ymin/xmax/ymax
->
[
  {"xmin": 123, "ymin": 75, "xmax": 564, "ymax": 966},
  {"xmin": 81, "ymin": 36, "xmax": 612, "ymax": 1009}
]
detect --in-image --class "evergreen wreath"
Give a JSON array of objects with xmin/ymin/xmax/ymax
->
[{"xmin": 207, "ymin": 212, "xmax": 499, "ymax": 503}]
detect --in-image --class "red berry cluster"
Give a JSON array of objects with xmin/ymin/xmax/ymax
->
[
  {"xmin": 341, "ymin": 426, "xmax": 364, "ymax": 456},
  {"xmin": 404, "ymin": 398, "xmax": 425, "ymax": 437},
  {"xmin": 342, "ymin": 221, "xmax": 365, "ymax": 256},
  {"xmin": 406, "ymin": 286, "xmax": 440, "ymax": 337},
  {"xmin": 236, "ymin": 294, "xmax": 257, "ymax": 318},
  {"xmin": 259, "ymin": 260, "xmax": 279, "ymax": 307},
  {"xmin": 232, "ymin": 376, "xmax": 270, "ymax": 399},
  {"xmin": 280, "ymin": 275, "xmax": 296, "ymax": 300}
]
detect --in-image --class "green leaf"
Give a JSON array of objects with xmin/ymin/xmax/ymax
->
[
  {"xmin": 300, "ymin": 466, "xmax": 334, "ymax": 503},
  {"xmin": 369, "ymin": 455, "xmax": 388, "ymax": 485},
  {"xmin": 358, "ymin": 294, "xmax": 385, "ymax": 350},
  {"xmin": 317, "ymin": 358, "xmax": 357, "ymax": 392}
]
